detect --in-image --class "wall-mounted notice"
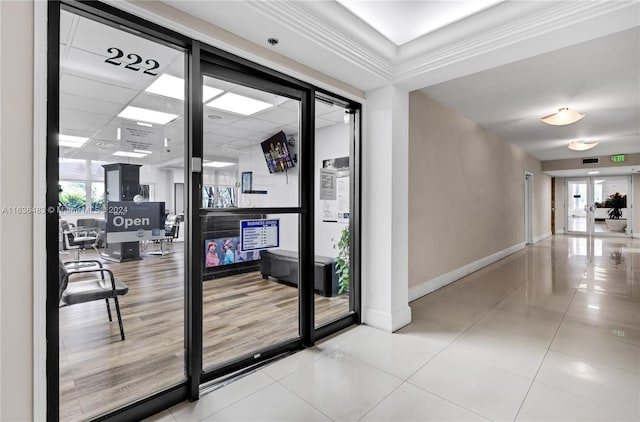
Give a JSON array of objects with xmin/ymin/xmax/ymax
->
[
  {"xmin": 320, "ymin": 168, "xmax": 336, "ymax": 200},
  {"xmin": 240, "ymin": 219, "xmax": 280, "ymax": 251}
]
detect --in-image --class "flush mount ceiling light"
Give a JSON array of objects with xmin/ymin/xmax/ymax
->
[
  {"xmin": 206, "ymin": 92, "xmax": 273, "ymax": 116},
  {"xmin": 145, "ymin": 74, "xmax": 223, "ymax": 102},
  {"xmin": 203, "ymin": 161, "xmax": 235, "ymax": 168},
  {"xmin": 118, "ymin": 106, "xmax": 179, "ymax": 125},
  {"xmin": 113, "ymin": 151, "xmax": 147, "ymax": 158},
  {"xmin": 568, "ymin": 141, "xmax": 599, "ymax": 151},
  {"xmin": 59, "ymin": 134, "xmax": 89, "ymax": 148},
  {"xmin": 541, "ymin": 107, "xmax": 585, "ymax": 125}
]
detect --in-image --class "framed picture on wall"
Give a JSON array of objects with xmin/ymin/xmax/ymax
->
[{"xmin": 241, "ymin": 171, "xmax": 252, "ymax": 193}]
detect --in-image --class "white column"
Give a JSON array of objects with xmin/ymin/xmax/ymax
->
[{"xmin": 361, "ymin": 84, "xmax": 411, "ymax": 331}]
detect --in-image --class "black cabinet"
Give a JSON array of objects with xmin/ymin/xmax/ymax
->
[
  {"xmin": 104, "ymin": 163, "xmax": 141, "ymax": 201},
  {"xmin": 103, "ymin": 163, "xmax": 142, "ymax": 262}
]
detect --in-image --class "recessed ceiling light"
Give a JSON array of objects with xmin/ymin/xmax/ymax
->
[
  {"xmin": 59, "ymin": 134, "xmax": 89, "ymax": 148},
  {"xmin": 145, "ymin": 74, "xmax": 223, "ymax": 102},
  {"xmin": 118, "ymin": 106, "xmax": 179, "ymax": 125},
  {"xmin": 588, "ymin": 171, "xmax": 600, "ymax": 175},
  {"xmin": 206, "ymin": 92, "xmax": 273, "ymax": 116},
  {"xmin": 113, "ymin": 151, "xmax": 147, "ymax": 158},
  {"xmin": 541, "ymin": 108, "xmax": 585, "ymax": 125},
  {"xmin": 203, "ymin": 161, "xmax": 235, "ymax": 168},
  {"xmin": 133, "ymin": 149, "xmax": 152, "ymax": 154},
  {"xmin": 568, "ymin": 141, "xmax": 598, "ymax": 151}
]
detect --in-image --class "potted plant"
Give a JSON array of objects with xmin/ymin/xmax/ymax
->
[
  {"xmin": 334, "ymin": 226, "xmax": 350, "ymax": 294},
  {"xmin": 604, "ymin": 192, "xmax": 627, "ymax": 232}
]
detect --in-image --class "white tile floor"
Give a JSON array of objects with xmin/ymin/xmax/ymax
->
[{"xmin": 149, "ymin": 235, "xmax": 639, "ymax": 421}]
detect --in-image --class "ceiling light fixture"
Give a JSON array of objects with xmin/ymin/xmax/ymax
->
[
  {"xmin": 133, "ymin": 149, "xmax": 152, "ymax": 154},
  {"xmin": 145, "ymin": 74, "xmax": 223, "ymax": 102},
  {"xmin": 113, "ymin": 151, "xmax": 147, "ymax": 158},
  {"xmin": 568, "ymin": 141, "xmax": 599, "ymax": 151},
  {"xmin": 203, "ymin": 161, "xmax": 235, "ymax": 168},
  {"xmin": 206, "ymin": 92, "xmax": 273, "ymax": 116},
  {"xmin": 118, "ymin": 106, "xmax": 179, "ymax": 125},
  {"xmin": 59, "ymin": 134, "xmax": 89, "ymax": 148},
  {"xmin": 137, "ymin": 122, "xmax": 153, "ymax": 127},
  {"xmin": 588, "ymin": 171, "xmax": 600, "ymax": 175},
  {"xmin": 541, "ymin": 107, "xmax": 585, "ymax": 125}
]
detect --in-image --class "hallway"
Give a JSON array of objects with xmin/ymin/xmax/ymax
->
[{"xmin": 150, "ymin": 235, "xmax": 639, "ymax": 421}]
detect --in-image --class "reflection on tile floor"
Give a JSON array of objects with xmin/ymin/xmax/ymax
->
[{"xmin": 151, "ymin": 235, "xmax": 639, "ymax": 422}]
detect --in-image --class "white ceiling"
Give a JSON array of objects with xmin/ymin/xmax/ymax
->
[
  {"xmin": 61, "ymin": 1, "xmax": 640, "ymax": 175},
  {"xmin": 335, "ymin": 0, "xmax": 504, "ymax": 45},
  {"xmin": 59, "ymin": 10, "xmax": 347, "ymax": 168},
  {"xmin": 156, "ymin": 0, "xmax": 640, "ymax": 174}
]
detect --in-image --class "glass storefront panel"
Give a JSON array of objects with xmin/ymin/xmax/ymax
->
[
  {"xmin": 314, "ymin": 99, "xmax": 354, "ymax": 327},
  {"xmin": 58, "ymin": 9, "xmax": 186, "ymax": 420},
  {"xmin": 200, "ymin": 73, "xmax": 302, "ymax": 371},
  {"xmin": 201, "ymin": 212, "xmax": 300, "ymax": 369}
]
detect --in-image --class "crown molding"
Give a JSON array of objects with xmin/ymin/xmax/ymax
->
[
  {"xmin": 394, "ymin": 1, "xmax": 639, "ymax": 86},
  {"xmin": 244, "ymin": 1, "xmax": 394, "ymax": 81}
]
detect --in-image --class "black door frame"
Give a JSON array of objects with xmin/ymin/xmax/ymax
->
[
  {"xmin": 194, "ymin": 59, "xmax": 315, "ymax": 389},
  {"xmin": 46, "ymin": 1, "xmax": 361, "ymax": 420}
]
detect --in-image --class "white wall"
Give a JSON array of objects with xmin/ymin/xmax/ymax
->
[
  {"xmin": 634, "ymin": 174, "xmax": 640, "ymax": 238},
  {"xmin": 239, "ymin": 144, "xmax": 299, "ymax": 250},
  {"xmin": 408, "ymin": 91, "xmax": 551, "ymax": 299},
  {"xmin": 554, "ymin": 177, "xmax": 566, "ymax": 233},
  {"xmin": 362, "ymin": 85, "xmax": 412, "ymax": 332},
  {"xmin": 0, "ymin": 1, "xmax": 34, "ymax": 420},
  {"xmin": 315, "ymin": 122, "xmax": 350, "ymax": 258}
]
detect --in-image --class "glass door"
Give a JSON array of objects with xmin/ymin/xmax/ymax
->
[
  {"xmin": 198, "ymin": 63, "xmax": 308, "ymax": 378},
  {"xmin": 57, "ymin": 8, "xmax": 187, "ymax": 420},
  {"xmin": 567, "ymin": 179, "xmax": 590, "ymax": 234},
  {"xmin": 566, "ymin": 177, "xmax": 631, "ymax": 236}
]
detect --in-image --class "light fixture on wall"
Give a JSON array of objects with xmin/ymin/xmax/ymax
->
[
  {"xmin": 568, "ymin": 140, "xmax": 598, "ymax": 151},
  {"xmin": 541, "ymin": 107, "xmax": 585, "ymax": 125}
]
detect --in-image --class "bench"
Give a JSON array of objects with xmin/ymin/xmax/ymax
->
[{"xmin": 260, "ymin": 249, "xmax": 338, "ymax": 297}]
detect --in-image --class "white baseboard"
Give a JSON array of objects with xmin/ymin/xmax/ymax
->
[
  {"xmin": 533, "ymin": 231, "xmax": 552, "ymax": 243},
  {"xmin": 363, "ymin": 306, "xmax": 412, "ymax": 332},
  {"xmin": 409, "ymin": 242, "xmax": 526, "ymax": 302},
  {"xmin": 555, "ymin": 229, "xmax": 565, "ymax": 234}
]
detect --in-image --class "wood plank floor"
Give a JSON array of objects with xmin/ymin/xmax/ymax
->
[{"xmin": 59, "ymin": 243, "xmax": 349, "ymax": 421}]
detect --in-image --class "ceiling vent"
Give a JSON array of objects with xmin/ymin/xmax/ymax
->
[{"xmin": 582, "ymin": 157, "xmax": 599, "ymax": 164}]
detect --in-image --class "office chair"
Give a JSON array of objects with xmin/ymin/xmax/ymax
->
[{"xmin": 59, "ymin": 259, "xmax": 129, "ymax": 340}]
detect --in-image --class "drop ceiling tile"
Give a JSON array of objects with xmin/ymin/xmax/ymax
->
[
  {"xmin": 130, "ymin": 93, "xmax": 186, "ymax": 117},
  {"xmin": 61, "ymin": 74, "xmax": 138, "ymax": 106},
  {"xmin": 60, "ymin": 93, "xmax": 124, "ymax": 116},
  {"xmin": 255, "ymin": 106, "xmax": 299, "ymax": 126},
  {"xmin": 60, "ymin": 108, "xmax": 113, "ymax": 135},
  {"xmin": 230, "ymin": 117, "xmax": 283, "ymax": 132}
]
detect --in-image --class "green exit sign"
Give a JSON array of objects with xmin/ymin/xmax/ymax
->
[{"xmin": 610, "ymin": 154, "xmax": 626, "ymax": 163}]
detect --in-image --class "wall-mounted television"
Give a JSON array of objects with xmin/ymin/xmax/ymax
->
[{"xmin": 261, "ymin": 131, "xmax": 295, "ymax": 173}]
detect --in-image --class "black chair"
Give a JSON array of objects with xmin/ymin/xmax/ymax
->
[{"xmin": 59, "ymin": 259, "xmax": 129, "ymax": 340}]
